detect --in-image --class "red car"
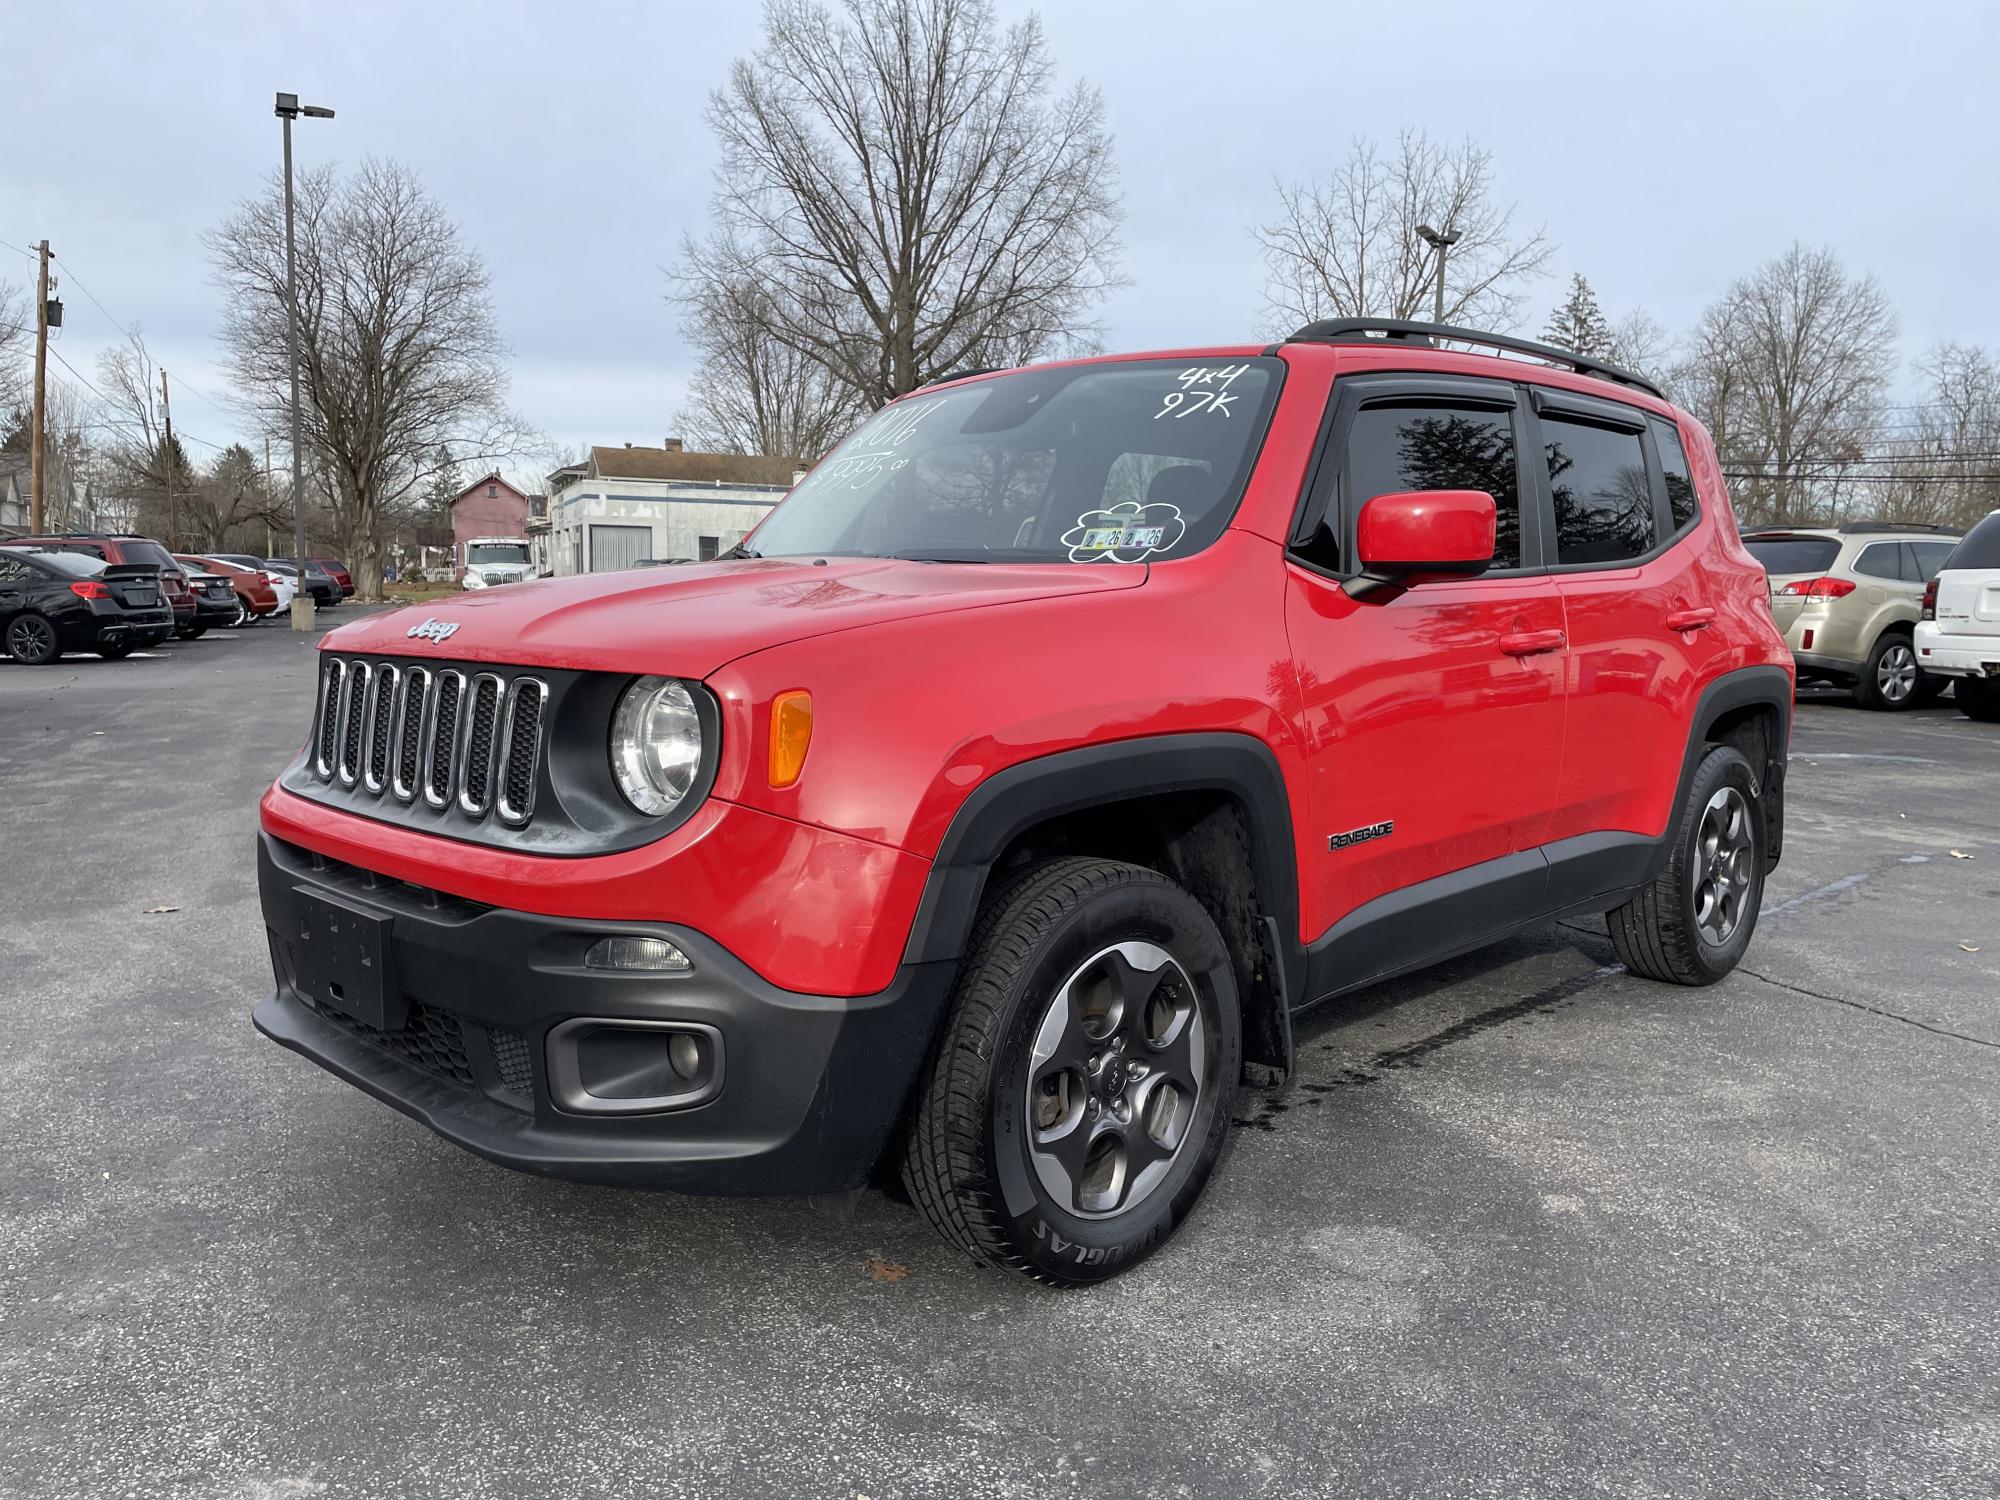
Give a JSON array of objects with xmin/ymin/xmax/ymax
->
[
  {"xmin": 178, "ymin": 554, "xmax": 281, "ymax": 627},
  {"xmin": 310, "ymin": 558, "xmax": 355, "ymax": 597},
  {"xmin": 252, "ymin": 319, "xmax": 1793, "ymax": 1285},
  {"xmin": 3, "ymin": 532, "xmax": 197, "ymax": 637}
]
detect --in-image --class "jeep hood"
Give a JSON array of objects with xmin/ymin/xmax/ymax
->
[{"xmin": 324, "ymin": 556, "xmax": 1146, "ymax": 676}]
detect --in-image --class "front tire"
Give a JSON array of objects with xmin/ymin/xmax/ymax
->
[
  {"xmin": 230, "ymin": 598, "xmax": 251, "ymax": 628},
  {"xmin": 1855, "ymin": 633, "xmax": 1921, "ymax": 710},
  {"xmin": 5, "ymin": 612, "xmax": 61, "ymax": 665},
  {"xmin": 1609, "ymin": 745, "xmax": 1766, "ymax": 985},
  {"xmin": 902, "ymin": 858, "xmax": 1240, "ymax": 1286}
]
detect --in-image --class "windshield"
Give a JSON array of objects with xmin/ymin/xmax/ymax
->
[
  {"xmin": 748, "ymin": 357, "xmax": 1283, "ymax": 563},
  {"xmin": 1744, "ymin": 536, "xmax": 1840, "ymax": 575},
  {"xmin": 468, "ymin": 544, "xmax": 531, "ymax": 565}
]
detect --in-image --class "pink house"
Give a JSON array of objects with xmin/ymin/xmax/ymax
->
[{"xmin": 447, "ymin": 473, "xmax": 534, "ymax": 581}]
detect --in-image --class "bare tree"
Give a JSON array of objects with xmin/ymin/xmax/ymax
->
[
  {"xmin": 94, "ymin": 330, "xmax": 191, "ymax": 539},
  {"xmin": 1607, "ymin": 308, "xmax": 1673, "ymax": 389},
  {"xmin": 1871, "ymin": 344, "xmax": 2000, "ymax": 529},
  {"xmin": 677, "ymin": 0, "xmax": 1122, "ymax": 409},
  {"xmin": 205, "ymin": 158, "xmax": 534, "ymax": 597},
  {"xmin": 673, "ymin": 271, "xmax": 862, "ymax": 458},
  {"xmin": 0, "ymin": 280, "xmax": 29, "ymax": 416},
  {"xmin": 1676, "ymin": 245, "xmax": 1897, "ymax": 525},
  {"xmin": 1255, "ymin": 132, "xmax": 1554, "ymax": 333}
]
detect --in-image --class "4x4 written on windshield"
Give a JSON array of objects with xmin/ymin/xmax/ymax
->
[{"xmin": 749, "ymin": 358, "xmax": 1283, "ymax": 565}]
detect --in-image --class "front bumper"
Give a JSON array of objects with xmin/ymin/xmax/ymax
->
[
  {"xmin": 254, "ymin": 833, "xmax": 952, "ymax": 1194},
  {"xmin": 1915, "ymin": 624, "xmax": 2000, "ymax": 680}
]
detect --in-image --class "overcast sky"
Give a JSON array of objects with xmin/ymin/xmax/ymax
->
[{"xmin": 8, "ymin": 0, "xmax": 1998, "ymax": 473}]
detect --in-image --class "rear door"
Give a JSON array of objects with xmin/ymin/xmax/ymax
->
[{"xmin": 1540, "ymin": 399, "xmax": 1725, "ymax": 846}]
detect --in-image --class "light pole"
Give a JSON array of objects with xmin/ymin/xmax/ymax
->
[
  {"xmin": 276, "ymin": 91, "xmax": 334, "ymax": 629},
  {"xmin": 1416, "ymin": 223, "xmax": 1461, "ymax": 326}
]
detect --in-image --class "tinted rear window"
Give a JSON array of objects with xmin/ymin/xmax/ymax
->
[
  {"xmin": 117, "ymin": 540, "xmax": 178, "ymax": 570},
  {"xmin": 18, "ymin": 549, "xmax": 106, "ymax": 578},
  {"xmin": 1946, "ymin": 513, "xmax": 2000, "ymax": 570},
  {"xmin": 1744, "ymin": 536, "xmax": 1840, "ymax": 574}
]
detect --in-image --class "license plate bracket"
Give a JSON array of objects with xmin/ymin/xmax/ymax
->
[{"xmin": 296, "ymin": 889, "xmax": 403, "ymax": 1031}]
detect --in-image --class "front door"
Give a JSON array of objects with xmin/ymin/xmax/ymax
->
[{"xmin": 1283, "ymin": 377, "xmax": 1568, "ymax": 950}]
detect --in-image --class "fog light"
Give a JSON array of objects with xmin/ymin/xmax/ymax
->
[
  {"xmin": 546, "ymin": 1018, "xmax": 724, "ymax": 1115},
  {"xmin": 585, "ymin": 935, "xmax": 690, "ymax": 972}
]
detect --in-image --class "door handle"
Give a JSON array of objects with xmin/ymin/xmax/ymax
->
[
  {"xmin": 1499, "ymin": 628, "xmax": 1566, "ymax": 657},
  {"xmin": 1665, "ymin": 607, "xmax": 1715, "ymax": 632}
]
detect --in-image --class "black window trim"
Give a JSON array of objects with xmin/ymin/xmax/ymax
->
[
  {"xmin": 1286, "ymin": 372, "xmax": 1539, "ymax": 581},
  {"xmin": 1850, "ymin": 540, "xmax": 1906, "ymax": 583}
]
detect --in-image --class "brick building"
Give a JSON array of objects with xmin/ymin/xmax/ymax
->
[{"xmin": 447, "ymin": 473, "xmax": 535, "ymax": 581}]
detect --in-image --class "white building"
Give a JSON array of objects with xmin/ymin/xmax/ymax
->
[{"xmin": 547, "ymin": 441, "xmax": 803, "ymax": 575}]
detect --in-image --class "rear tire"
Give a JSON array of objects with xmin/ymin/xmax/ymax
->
[
  {"xmin": 1959, "ymin": 677, "xmax": 2000, "ymax": 723},
  {"xmin": 902, "ymin": 857, "xmax": 1241, "ymax": 1286},
  {"xmin": 175, "ymin": 622, "xmax": 207, "ymax": 640},
  {"xmin": 95, "ymin": 642, "xmax": 135, "ymax": 660},
  {"xmin": 1855, "ymin": 632, "xmax": 1921, "ymax": 710},
  {"xmin": 230, "ymin": 598, "xmax": 251, "ymax": 628},
  {"xmin": 5, "ymin": 612, "xmax": 61, "ymax": 665},
  {"xmin": 1608, "ymin": 745, "xmax": 1766, "ymax": 985}
]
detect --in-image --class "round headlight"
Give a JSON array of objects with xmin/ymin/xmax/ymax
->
[
  {"xmin": 610, "ymin": 677, "xmax": 705, "ymax": 816},
  {"xmin": 462, "ymin": 572, "xmax": 486, "ymax": 589}
]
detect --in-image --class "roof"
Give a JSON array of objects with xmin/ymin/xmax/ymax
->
[
  {"xmin": 447, "ymin": 473, "xmax": 531, "ymax": 509},
  {"xmin": 589, "ymin": 446, "xmax": 800, "ymax": 487}
]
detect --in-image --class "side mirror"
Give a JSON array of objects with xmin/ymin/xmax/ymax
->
[{"xmin": 1350, "ymin": 489, "xmax": 1496, "ymax": 596}]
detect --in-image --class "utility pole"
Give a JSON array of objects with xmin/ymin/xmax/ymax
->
[
  {"xmin": 159, "ymin": 368, "xmax": 178, "ymax": 551},
  {"xmin": 30, "ymin": 240, "xmax": 50, "ymax": 534},
  {"xmin": 1416, "ymin": 223, "xmax": 1462, "ymax": 325},
  {"xmin": 265, "ymin": 438, "xmax": 274, "ymax": 557}
]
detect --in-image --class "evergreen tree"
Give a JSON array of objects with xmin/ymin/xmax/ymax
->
[
  {"xmin": 421, "ymin": 447, "xmax": 463, "ymax": 528},
  {"xmin": 1542, "ymin": 273, "xmax": 1613, "ymax": 358}
]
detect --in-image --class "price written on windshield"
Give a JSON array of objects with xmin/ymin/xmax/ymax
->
[{"xmin": 1155, "ymin": 364, "xmax": 1251, "ymax": 419}]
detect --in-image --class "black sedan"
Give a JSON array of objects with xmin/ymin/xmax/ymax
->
[
  {"xmin": 0, "ymin": 548, "xmax": 174, "ymax": 664},
  {"xmin": 178, "ymin": 565, "xmax": 240, "ymax": 636},
  {"xmin": 264, "ymin": 559, "xmax": 340, "ymax": 608}
]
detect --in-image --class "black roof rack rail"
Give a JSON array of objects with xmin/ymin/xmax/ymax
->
[
  {"xmin": 919, "ymin": 366, "xmax": 1008, "ymax": 390},
  {"xmin": 1833, "ymin": 521, "xmax": 1959, "ymax": 535},
  {"xmin": 1286, "ymin": 317, "xmax": 1666, "ymax": 401}
]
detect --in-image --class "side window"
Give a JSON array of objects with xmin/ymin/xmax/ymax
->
[
  {"xmin": 1851, "ymin": 543, "xmax": 1902, "ymax": 581},
  {"xmin": 1345, "ymin": 402, "xmax": 1521, "ymax": 570},
  {"xmin": 0, "ymin": 556, "xmax": 31, "ymax": 583},
  {"xmin": 1652, "ymin": 418, "xmax": 1700, "ymax": 533},
  {"xmin": 1543, "ymin": 416, "xmax": 1655, "ymax": 564},
  {"xmin": 1910, "ymin": 541, "xmax": 1956, "ymax": 581}
]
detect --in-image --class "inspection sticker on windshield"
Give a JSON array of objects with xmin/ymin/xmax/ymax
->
[
  {"xmin": 1062, "ymin": 503, "xmax": 1186, "ymax": 563},
  {"xmin": 1156, "ymin": 364, "xmax": 1251, "ymax": 419}
]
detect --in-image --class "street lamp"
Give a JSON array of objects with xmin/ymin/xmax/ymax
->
[
  {"xmin": 275, "ymin": 91, "xmax": 334, "ymax": 628},
  {"xmin": 1416, "ymin": 223, "xmax": 1461, "ymax": 326}
]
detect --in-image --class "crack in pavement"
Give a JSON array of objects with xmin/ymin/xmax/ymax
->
[{"xmin": 1736, "ymin": 966, "xmax": 1999, "ymax": 1051}]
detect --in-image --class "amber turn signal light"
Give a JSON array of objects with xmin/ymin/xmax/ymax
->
[{"xmin": 769, "ymin": 691, "xmax": 813, "ymax": 788}]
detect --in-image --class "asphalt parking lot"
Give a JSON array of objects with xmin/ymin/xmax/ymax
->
[{"xmin": 2, "ymin": 621, "xmax": 1996, "ymax": 1500}]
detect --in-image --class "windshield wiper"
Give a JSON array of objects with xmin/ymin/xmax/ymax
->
[
  {"xmin": 720, "ymin": 542, "xmax": 761, "ymax": 560},
  {"xmin": 880, "ymin": 548, "xmax": 994, "ymax": 563}
]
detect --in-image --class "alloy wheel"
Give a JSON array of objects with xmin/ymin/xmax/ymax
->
[
  {"xmin": 1692, "ymin": 786, "xmax": 1755, "ymax": 947},
  {"xmin": 1024, "ymin": 941, "xmax": 1205, "ymax": 1219},
  {"xmin": 1876, "ymin": 642, "xmax": 1918, "ymax": 704},
  {"xmin": 8, "ymin": 615, "xmax": 55, "ymax": 660}
]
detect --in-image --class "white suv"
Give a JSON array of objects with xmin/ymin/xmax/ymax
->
[{"xmin": 1916, "ymin": 509, "xmax": 2000, "ymax": 722}]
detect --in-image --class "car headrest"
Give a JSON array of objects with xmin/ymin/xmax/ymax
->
[{"xmin": 1145, "ymin": 464, "xmax": 1213, "ymax": 512}]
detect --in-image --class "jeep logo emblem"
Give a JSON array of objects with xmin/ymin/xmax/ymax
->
[{"xmin": 405, "ymin": 617, "xmax": 460, "ymax": 644}]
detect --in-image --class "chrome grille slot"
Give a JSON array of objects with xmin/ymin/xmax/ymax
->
[
  {"xmin": 457, "ymin": 674, "xmax": 505, "ymax": 817},
  {"xmin": 423, "ymin": 670, "xmax": 466, "ymax": 808},
  {"xmin": 363, "ymin": 665, "xmax": 398, "ymax": 793},
  {"xmin": 299, "ymin": 656, "xmax": 558, "ymax": 838},
  {"xmin": 392, "ymin": 667, "xmax": 431, "ymax": 801},
  {"xmin": 336, "ymin": 661, "xmax": 370, "ymax": 786},
  {"xmin": 496, "ymin": 678, "xmax": 548, "ymax": 826},
  {"xmin": 312, "ymin": 658, "xmax": 344, "ymax": 780}
]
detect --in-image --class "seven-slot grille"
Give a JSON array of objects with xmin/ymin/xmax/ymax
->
[{"xmin": 311, "ymin": 656, "xmax": 548, "ymax": 827}]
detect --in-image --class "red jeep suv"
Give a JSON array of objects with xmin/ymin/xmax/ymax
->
[{"xmin": 254, "ymin": 321, "xmax": 1792, "ymax": 1285}]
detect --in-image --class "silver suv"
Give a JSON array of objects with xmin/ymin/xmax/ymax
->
[{"xmin": 1744, "ymin": 524, "xmax": 1960, "ymax": 710}]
